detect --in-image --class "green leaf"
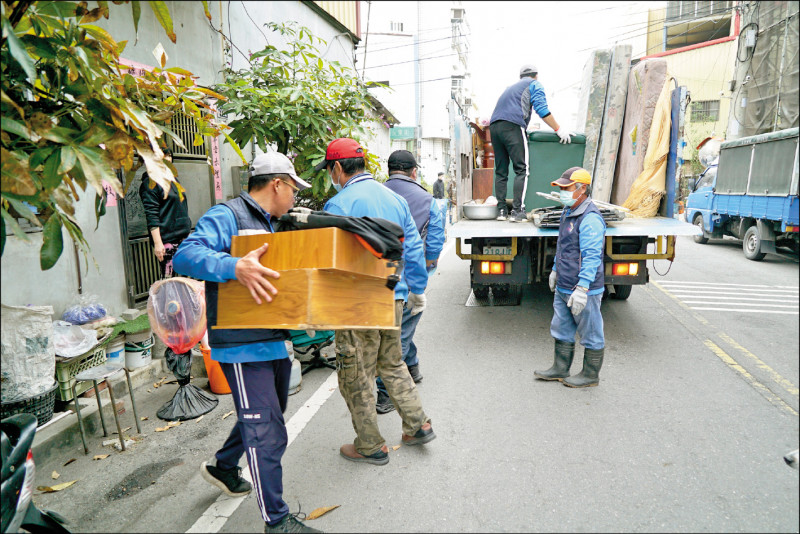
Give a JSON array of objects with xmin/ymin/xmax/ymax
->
[
  {"xmin": 149, "ymin": 1, "xmax": 176, "ymax": 43},
  {"xmin": 94, "ymin": 188, "xmax": 106, "ymax": 230},
  {"xmin": 131, "ymin": 1, "xmax": 142, "ymax": 38},
  {"xmin": 42, "ymin": 151, "xmax": 63, "ymax": 190},
  {"xmin": 59, "ymin": 147, "xmax": 77, "ymax": 174},
  {"xmin": 74, "ymin": 146, "xmax": 114, "ymax": 196},
  {"xmin": 221, "ymin": 132, "xmax": 247, "ymax": 164},
  {"xmin": 41, "ymin": 214, "xmax": 64, "ymax": 270},
  {"xmin": 2, "ymin": 18, "xmax": 36, "ymax": 82},
  {"xmin": 5, "ymin": 197, "xmax": 41, "ymax": 227},
  {"xmin": 200, "ymin": 0, "xmax": 212, "ymax": 21},
  {"xmin": 83, "ymin": 24, "xmax": 117, "ymax": 50},
  {"xmin": 0, "ymin": 118, "xmax": 36, "ymax": 142}
]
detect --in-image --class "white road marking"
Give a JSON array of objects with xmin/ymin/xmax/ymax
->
[
  {"xmin": 658, "ymin": 281, "xmax": 799, "ymax": 289},
  {"xmin": 689, "ymin": 307, "xmax": 799, "ymax": 315},
  {"xmin": 656, "ymin": 281, "xmax": 800, "ymax": 315},
  {"xmin": 187, "ymin": 371, "xmax": 339, "ymax": 533}
]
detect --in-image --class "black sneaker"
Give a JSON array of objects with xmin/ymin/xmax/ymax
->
[
  {"xmin": 265, "ymin": 514, "xmax": 322, "ymax": 533},
  {"xmin": 509, "ymin": 209, "xmax": 527, "ymax": 223},
  {"xmin": 407, "ymin": 364, "xmax": 423, "ymax": 383},
  {"xmin": 201, "ymin": 461, "xmax": 252, "ymax": 497},
  {"xmin": 496, "ymin": 206, "xmax": 508, "ymax": 221},
  {"xmin": 376, "ymin": 390, "xmax": 395, "ymax": 414},
  {"xmin": 401, "ymin": 422, "xmax": 437, "ymax": 445}
]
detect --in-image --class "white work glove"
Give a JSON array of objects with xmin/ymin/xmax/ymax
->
[
  {"xmin": 305, "ymin": 330, "xmax": 316, "ymax": 338},
  {"xmin": 567, "ymin": 286, "xmax": 588, "ymax": 316},
  {"xmin": 549, "ymin": 270, "xmax": 557, "ymax": 293},
  {"xmin": 407, "ymin": 292, "xmax": 427, "ymax": 316},
  {"xmin": 286, "ymin": 206, "xmax": 312, "ymax": 224},
  {"xmin": 555, "ymin": 128, "xmax": 574, "ymax": 144}
]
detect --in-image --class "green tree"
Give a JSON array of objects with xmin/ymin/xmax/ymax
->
[
  {"xmin": 213, "ymin": 21, "xmax": 384, "ymax": 206},
  {"xmin": 0, "ymin": 0, "xmax": 244, "ymax": 269}
]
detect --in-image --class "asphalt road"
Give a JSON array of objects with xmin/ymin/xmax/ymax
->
[{"xmin": 32, "ymin": 233, "xmax": 799, "ymax": 533}]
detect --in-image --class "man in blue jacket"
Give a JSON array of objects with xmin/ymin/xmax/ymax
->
[
  {"xmin": 375, "ymin": 150, "xmax": 445, "ymax": 414},
  {"xmin": 490, "ymin": 64, "xmax": 574, "ymax": 222},
  {"xmin": 534, "ymin": 167, "xmax": 606, "ymax": 388},
  {"xmin": 316, "ymin": 138, "xmax": 436, "ymax": 466},
  {"xmin": 172, "ymin": 152, "xmax": 321, "ymax": 534}
]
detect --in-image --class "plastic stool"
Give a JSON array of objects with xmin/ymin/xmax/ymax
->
[{"xmin": 71, "ymin": 363, "xmax": 141, "ymax": 454}]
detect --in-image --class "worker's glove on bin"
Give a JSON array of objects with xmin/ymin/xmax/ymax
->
[
  {"xmin": 549, "ymin": 270, "xmax": 557, "ymax": 293},
  {"xmin": 408, "ymin": 292, "xmax": 427, "ymax": 316},
  {"xmin": 567, "ymin": 286, "xmax": 588, "ymax": 316},
  {"xmin": 555, "ymin": 128, "xmax": 574, "ymax": 144}
]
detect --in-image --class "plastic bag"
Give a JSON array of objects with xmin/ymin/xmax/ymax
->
[
  {"xmin": 1, "ymin": 304, "xmax": 56, "ymax": 402},
  {"xmin": 148, "ymin": 278, "xmax": 206, "ymax": 355},
  {"xmin": 52, "ymin": 320, "xmax": 98, "ymax": 359},
  {"xmin": 61, "ymin": 294, "xmax": 107, "ymax": 325}
]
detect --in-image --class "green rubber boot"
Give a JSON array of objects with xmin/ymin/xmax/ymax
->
[
  {"xmin": 563, "ymin": 348, "xmax": 604, "ymax": 388},
  {"xmin": 534, "ymin": 339, "xmax": 575, "ymax": 380}
]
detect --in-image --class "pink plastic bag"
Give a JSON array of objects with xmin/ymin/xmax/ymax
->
[{"xmin": 147, "ymin": 278, "xmax": 206, "ymax": 354}]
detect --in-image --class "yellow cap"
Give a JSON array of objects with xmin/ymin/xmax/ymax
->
[{"xmin": 551, "ymin": 167, "xmax": 592, "ymax": 187}]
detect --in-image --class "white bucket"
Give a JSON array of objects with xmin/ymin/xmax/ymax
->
[
  {"xmin": 106, "ymin": 336, "xmax": 126, "ymax": 368},
  {"xmin": 125, "ymin": 334, "xmax": 154, "ymax": 369}
]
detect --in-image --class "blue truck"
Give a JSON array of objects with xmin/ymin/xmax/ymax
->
[{"xmin": 686, "ymin": 127, "xmax": 799, "ymax": 261}]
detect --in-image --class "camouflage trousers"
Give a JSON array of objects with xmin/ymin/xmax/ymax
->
[{"xmin": 335, "ymin": 300, "xmax": 430, "ymax": 456}]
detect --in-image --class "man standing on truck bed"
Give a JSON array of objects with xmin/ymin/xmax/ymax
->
[
  {"xmin": 535, "ymin": 167, "xmax": 606, "ymax": 388},
  {"xmin": 490, "ymin": 64, "xmax": 574, "ymax": 222}
]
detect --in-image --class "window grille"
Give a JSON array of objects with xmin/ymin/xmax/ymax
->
[
  {"xmin": 167, "ymin": 110, "xmax": 208, "ymax": 159},
  {"xmin": 691, "ymin": 100, "xmax": 720, "ymax": 122},
  {"xmin": 390, "ymin": 21, "xmax": 403, "ymax": 32}
]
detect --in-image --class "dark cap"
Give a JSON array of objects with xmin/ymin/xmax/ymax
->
[
  {"xmin": 314, "ymin": 138, "xmax": 365, "ymax": 171},
  {"xmin": 387, "ymin": 150, "xmax": 418, "ymax": 170},
  {"xmin": 551, "ymin": 166, "xmax": 592, "ymax": 188}
]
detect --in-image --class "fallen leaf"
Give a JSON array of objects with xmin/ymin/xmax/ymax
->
[
  {"xmin": 155, "ymin": 426, "xmax": 169, "ymax": 432},
  {"xmin": 63, "ymin": 458, "xmax": 77, "ymax": 467},
  {"xmin": 167, "ymin": 421, "xmax": 181, "ymax": 427},
  {"xmin": 195, "ymin": 415, "xmax": 204, "ymax": 423},
  {"xmin": 51, "ymin": 471, "xmax": 60, "ymax": 480},
  {"xmin": 113, "ymin": 426, "xmax": 132, "ymax": 434},
  {"xmin": 147, "ymin": 389, "xmax": 151, "ymax": 393},
  {"xmin": 153, "ymin": 383, "xmax": 160, "ymax": 388},
  {"xmin": 392, "ymin": 445, "xmax": 400, "ymax": 451},
  {"xmin": 93, "ymin": 454, "xmax": 110, "ymax": 460},
  {"xmin": 140, "ymin": 416, "xmax": 148, "ymax": 421},
  {"xmin": 306, "ymin": 505, "xmax": 340, "ymax": 520},
  {"xmin": 37, "ymin": 480, "xmax": 78, "ymax": 493},
  {"xmin": 222, "ymin": 410, "xmax": 234, "ymax": 420}
]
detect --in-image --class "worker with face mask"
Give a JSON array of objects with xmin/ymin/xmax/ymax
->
[{"xmin": 535, "ymin": 167, "xmax": 606, "ymax": 388}]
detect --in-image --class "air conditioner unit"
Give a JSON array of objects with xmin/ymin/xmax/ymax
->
[{"xmin": 451, "ymin": 8, "xmax": 464, "ymax": 22}]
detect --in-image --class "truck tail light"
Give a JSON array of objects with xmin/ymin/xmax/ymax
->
[
  {"xmin": 480, "ymin": 261, "xmax": 506, "ymax": 275},
  {"xmin": 786, "ymin": 226, "xmax": 798, "ymax": 232},
  {"xmin": 612, "ymin": 262, "xmax": 639, "ymax": 276}
]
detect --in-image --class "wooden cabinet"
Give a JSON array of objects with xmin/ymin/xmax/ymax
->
[{"xmin": 215, "ymin": 228, "xmax": 398, "ymax": 330}]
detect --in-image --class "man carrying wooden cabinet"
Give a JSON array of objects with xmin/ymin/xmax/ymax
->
[
  {"xmin": 172, "ymin": 152, "xmax": 321, "ymax": 534},
  {"xmin": 316, "ymin": 138, "xmax": 437, "ymax": 466}
]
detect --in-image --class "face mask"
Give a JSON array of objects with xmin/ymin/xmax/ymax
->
[
  {"xmin": 559, "ymin": 190, "xmax": 577, "ymax": 207},
  {"xmin": 332, "ymin": 181, "xmax": 343, "ymax": 192}
]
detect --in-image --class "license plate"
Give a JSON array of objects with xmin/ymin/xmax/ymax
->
[{"xmin": 483, "ymin": 246, "xmax": 512, "ymax": 255}]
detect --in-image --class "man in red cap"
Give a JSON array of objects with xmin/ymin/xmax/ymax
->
[
  {"xmin": 316, "ymin": 138, "xmax": 437, "ymax": 465},
  {"xmin": 534, "ymin": 167, "xmax": 606, "ymax": 387}
]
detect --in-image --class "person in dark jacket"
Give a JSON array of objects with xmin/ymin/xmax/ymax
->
[
  {"xmin": 375, "ymin": 150, "xmax": 445, "ymax": 414},
  {"xmin": 138, "ymin": 148, "xmax": 192, "ymax": 278},
  {"xmin": 172, "ymin": 151, "xmax": 320, "ymax": 533},
  {"xmin": 490, "ymin": 64, "xmax": 574, "ymax": 222},
  {"xmin": 432, "ymin": 172, "xmax": 445, "ymax": 199},
  {"xmin": 534, "ymin": 167, "xmax": 606, "ymax": 388}
]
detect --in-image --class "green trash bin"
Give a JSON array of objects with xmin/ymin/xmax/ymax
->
[{"xmin": 493, "ymin": 132, "xmax": 587, "ymax": 211}]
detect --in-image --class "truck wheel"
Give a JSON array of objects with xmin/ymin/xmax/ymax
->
[
  {"xmin": 693, "ymin": 215, "xmax": 709, "ymax": 244},
  {"xmin": 610, "ymin": 285, "xmax": 632, "ymax": 300},
  {"xmin": 743, "ymin": 226, "xmax": 766, "ymax": 261}
]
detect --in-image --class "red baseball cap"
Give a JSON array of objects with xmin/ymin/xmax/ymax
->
[{"xmin": 314, "ymin": 138, "xmax": 365, "ymax": 171}]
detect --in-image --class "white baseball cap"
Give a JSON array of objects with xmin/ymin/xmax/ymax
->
[{"xmin": 249, "ymin": 152, "xmax": 311, "ymax": 190}]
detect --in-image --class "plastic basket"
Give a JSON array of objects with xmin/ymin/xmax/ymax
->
[
  {"xmin": 55, "ymin": 345, "xmax": 107, "ymax": 402},
  {"xmin": 1, "ymin": 382, "xmax": 59, "ymax": 426}
]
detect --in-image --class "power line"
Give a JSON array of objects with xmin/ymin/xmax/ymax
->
[
  {"xmin": 364, "ymin": 51, "xmax": 458, "ymax": 70},
  {"xmin": 391, "ymin": 75, "xmax": 453, "ymax": 87}
]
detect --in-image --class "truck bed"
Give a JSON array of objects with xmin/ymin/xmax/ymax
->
[{"xmin": 451, "ymin": 216, "xmax": 702, "ymax": 239}]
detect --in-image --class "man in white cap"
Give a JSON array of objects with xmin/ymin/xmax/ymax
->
[
  {"xmin": 173, "ymin": 151, "xmax": 321, "ymax": 533},
  {"xmin": 490, "ymin": 64, "xmax": 574, "ymax": 222}
]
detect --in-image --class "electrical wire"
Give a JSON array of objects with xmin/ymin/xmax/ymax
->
[
  {"xmin": 240, "ymin": 1, "xmax": 269, "ymax": 46},
  {"xmin": 363, "ymin": 51, "xmax": 458, "ymax": 70}
]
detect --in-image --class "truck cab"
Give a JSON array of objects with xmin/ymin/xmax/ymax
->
[{"xmin": 686, "ymin": 160, "xmax": 717, "ymax": 244}]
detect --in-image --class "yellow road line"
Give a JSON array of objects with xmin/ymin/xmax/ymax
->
[
  {"xmin": 652, "ymin": 280, "xmax": 798, "ymax": 398},
  {"xmin": 703, "ymin": 340, "xmax": 798, "ymax": 416}
]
